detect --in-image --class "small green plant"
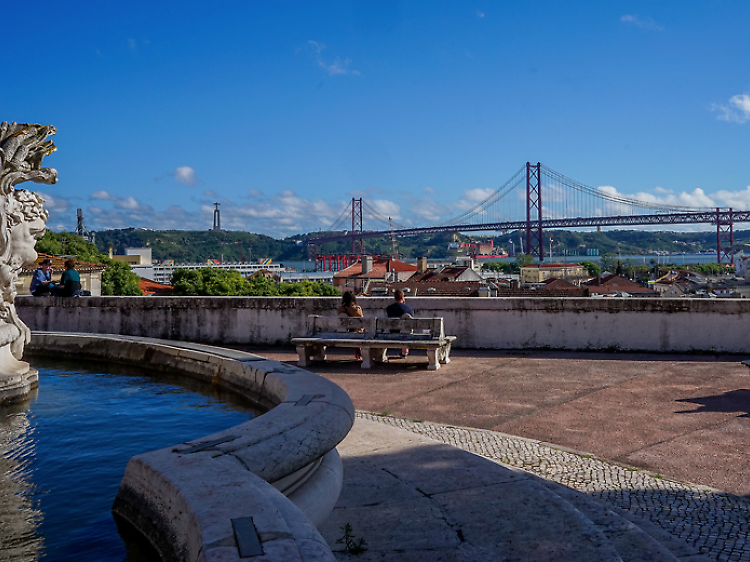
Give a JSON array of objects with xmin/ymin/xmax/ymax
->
[
  {"xmin": 336, "ymin": 523, "xmax": 367, "ymax": 554},
  {"xmin": 377, "ymin": 408, "xmax": 392, "ymax": 417},
  {"xmin": 653, "ymin": 473, "xmax": 663, "ymax": 479},
  {"xmin": 412, "ymin": 418, "xmax": 424, "ymax": 423}
]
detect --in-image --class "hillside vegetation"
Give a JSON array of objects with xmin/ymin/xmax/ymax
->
[{"xmin": 89, "ymin": 228, "xmax": 750, "ymax": 263}]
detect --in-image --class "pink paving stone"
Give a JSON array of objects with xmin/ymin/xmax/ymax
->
[{"xmin": 240, "ymin": 347, "xmax": 750, "ymax": 497}]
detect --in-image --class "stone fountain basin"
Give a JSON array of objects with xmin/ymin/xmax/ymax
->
[{"xmin": 27, "ymin": 332, "xmax": 354, "ymax": 562}]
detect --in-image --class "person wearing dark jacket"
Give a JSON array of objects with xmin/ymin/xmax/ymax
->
[
  {"xmin": 55, "ymin": 258, "xmax": 82, "ymax": 297},
  {"xmin": 385, "ymin": 289, "xmax": 413, "ymax": 358}
]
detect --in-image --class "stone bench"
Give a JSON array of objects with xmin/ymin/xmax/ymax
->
[{"xmin": 292, "ymin": 315, "xmax": 456, "ymax": 370}]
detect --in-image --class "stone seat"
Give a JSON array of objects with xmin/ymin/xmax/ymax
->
[{"xmin": 292, "ymin": 315, "xmax": 456, "ymax": 370}]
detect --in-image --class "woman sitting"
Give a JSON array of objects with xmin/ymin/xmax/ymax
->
[
  {"xmin": 337, "ymin": 291, "xmax": 363, "ymax": 361},
  {"xmin": 52, "ymin": 258, "xmax": 82, "ymax": 297}
]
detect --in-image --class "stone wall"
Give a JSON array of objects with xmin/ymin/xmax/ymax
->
[{"xmin": 16, "ymin": 296, "xmax": 750, "ymax": 353}]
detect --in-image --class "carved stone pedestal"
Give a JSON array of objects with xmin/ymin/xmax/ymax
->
[
  {"xmin": 0, "ymin": 121, "xmax": 57, "ymax": 403},
  {"xmin": 0, "ymin": 369, "xmax": 38, "ymax": 405}
]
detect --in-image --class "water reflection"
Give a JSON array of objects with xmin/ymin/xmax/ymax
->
[
  {"xmin": 0, "ymin": 395, "xmax": 43, "ymax": 561},
  {"xmin": 1, "ymin": 359, "xmax": 259, "ymax": 561}
]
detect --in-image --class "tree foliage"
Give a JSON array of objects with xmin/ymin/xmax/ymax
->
[
  {"xmin": 515, "ymin": 253, "xmax": 535, "ymax": 267},
  {"xmin": 36, "ymin": 231, "xmax": 109, "ymax": 263},
  {"xmin": 102, "ymin": 261, "xmax": 143, "ymax": 295},
  {"xmin": 170, "ymin": 268, "xmax": 340, "ymax": 296},
  {"xmin": 578, "ymin": 260, "xmax": 602, "ymax": 277}
]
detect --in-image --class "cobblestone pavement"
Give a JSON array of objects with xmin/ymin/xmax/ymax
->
[{"xmin": 358, "ymin": 412, "xmax": 750, "ymax": 562}]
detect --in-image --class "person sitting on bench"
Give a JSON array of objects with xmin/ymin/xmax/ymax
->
[
  {"xmin": 30, "ymin": 258, "xmax": 54, "ymax": 296},
  {"xmin": 338, "ymin": 291, "xmax": 364, "ymax": 361},
  {"xmin": 52, "ymin": 258, "xmax": 82, "ymax": 297},
  {"xmin": 385, "ymin": 289, "xmax": 414, "ymax": 359}
]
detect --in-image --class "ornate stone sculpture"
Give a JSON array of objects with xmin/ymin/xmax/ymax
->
[{"xmin": 0, "ymin": 122, "xmax": 56, "ymax": 402}]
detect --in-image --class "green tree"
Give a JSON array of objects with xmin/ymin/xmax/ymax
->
[
  {"xmin": 579, "ymin": 260, "xmax": 601, "ymax": 277},
  {"xmin": 599, "ymin": 253, "xmax": 617, "ymax": 273},
  {"xmin": 481, "ymin": 261, "xmax": 513, "ymax": 274},
  {"xmin": 36, "ymin": 231, "xmax": 109, "ymax": 263},
  {"xmin": 279, "ymin": 280, "xmax": 340, "ymax": 296},
  {"xmin": 170, "ymin": 268, "xmax": 340, "ymax": 296},
  {"xmin": 171, "ymin": 268, "xmax": 252, "ymax": 296},
  {"xmin": 102, "ymin": 261, "xmax": 143, "ymax": 296},
  {"xmin": 515, "ymin": 253, "xmax": 535, "ymax": 267}
]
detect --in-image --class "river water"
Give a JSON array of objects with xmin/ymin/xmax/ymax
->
[
  {"xmin": 280, "ymin": 253, "xmax": 725, "ymax": 272},
  {"xmin": 0, "ymin": 358, "xmax": 258, "ymax": 561}
]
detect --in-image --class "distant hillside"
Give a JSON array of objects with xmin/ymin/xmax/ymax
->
[
  {"xmin": 92, "ymin": 227, "xmax": 750, "ymax": 263},
  {"xmin": 94, "ymin": 229, "xmax": 301, "ymax": 263}
]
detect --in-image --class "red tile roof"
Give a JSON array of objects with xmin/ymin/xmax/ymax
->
[
  {"xmin": 138, "ymin": 277, "xmax": 173, "ymax": 296},
  {"xmin": 334, "ymin": 257, "xmax": 418, "ymax": 280},
  {"xmin": 22, "ymin": 253, "xmax": 107, "ymax": 274},
  {"xmin": 583, "ymin": 275, "xmax": 656, "ymax": 294}
]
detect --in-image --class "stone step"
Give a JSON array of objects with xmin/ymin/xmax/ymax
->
[
  {"xmin": 320, "ymin": 418, "xmax": 702, "ymax": 561},
  {"xmin": 535, "ymin": 478, "xmax": 712, "ymax": 562}
]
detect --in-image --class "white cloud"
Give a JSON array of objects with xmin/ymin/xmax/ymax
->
[
  {"xmin": 408, "ymin": 198, "xmax": 446, "ymax": 224},
  {"xmin": 43, "ymin": 175, "xmax": 750, "ymax": 241},
  {"xmin": 476, "ymin": 10, "xmax": 485, "ymax": 18},
  {"xmin": 369, "ymin": 199, "xmax": 401, "ymax": 221},
  {"xmin": 307, "ymin": 40, "xmax": 360, "ymax": 76},
  {"xmin": 37, "ymin": 191, "xmax": 70, "ymax": 214},
  {"xmin": 174, "ymin": 166, "xmax": 197, "ymax": 186},
  {"xmin": 308, "ymin": 40, "xmax": 324, "ymax": 54},
  {"xmin": 596, "ymin": 185, "xmax": 716, "ymax": 213},
  {"xmin": 464, "ymin": 188, "xmax": 495, "ymax": 203},
  {"xmin": 712, "ymin": 93, "xmax": 750, "ymax": 123},
  {"xmin": 91, "ymin": 190, "xmax": 118, "ymax": 200},
  {"xmin": 714, "ymin": 186, "xmax": 750, "ymax": 210},
  {"xmin": 621, "ymin": 14, "xmax": 664, "ymax": 31},
  {"xmin": 115, "ymin": 196, "xmax": 146, "ymax": 211}
]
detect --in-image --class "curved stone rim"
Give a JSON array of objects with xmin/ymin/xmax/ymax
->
[{"xmin": 26, "ymin": 331, "xmax": 354, "ymax": 562}]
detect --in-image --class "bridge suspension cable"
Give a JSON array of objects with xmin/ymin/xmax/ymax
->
[
  {"xmin": 324, "ymin": 202, "xmax": 352, "ymax": 233},
  {"xmin": 439, "ymin": 164, "xmax": 527, "ymax": 226},
  {"xmin": 362, "ymin": 200, "xmax": 405, "ymax": 230},
  {"xmin": 540, "ymin": 164, "xmax": 717, "ymax": 215}
]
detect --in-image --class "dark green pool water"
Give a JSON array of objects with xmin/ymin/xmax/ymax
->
[{"xmin": 0, "ymin": 358, "xmax": 259, "ymax": 561}]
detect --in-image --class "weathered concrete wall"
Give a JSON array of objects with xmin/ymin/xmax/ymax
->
[{"xmin": 17, "ymin": 296, "xmax": 750, "ymax": 353}]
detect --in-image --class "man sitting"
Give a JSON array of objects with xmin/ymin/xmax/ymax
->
[
  {"xmin": 30, "ymin": 258, "xmax": 54, "ymax": 296},
  {"xmin": 385, "ymin": 289, "xmax": 414, "ymax": 359}
]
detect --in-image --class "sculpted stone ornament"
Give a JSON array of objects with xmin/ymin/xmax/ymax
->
[{"xmin": 0, "ymin": 122, "xmax": 56, "ymax": 403}]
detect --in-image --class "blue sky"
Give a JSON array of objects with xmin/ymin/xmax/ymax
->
[{"xmin": 3, "ymin": 1, "xmax": 749, "ymax": 238}]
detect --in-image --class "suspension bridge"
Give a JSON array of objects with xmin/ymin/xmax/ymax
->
[{"xmin": 307, "ymin": 162, "xmax": 744, "ymax": 266}]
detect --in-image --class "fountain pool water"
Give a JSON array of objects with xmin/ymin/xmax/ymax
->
[{"xmin": 0, "ymin": 357, "xmax": 262, "ymax": 562}]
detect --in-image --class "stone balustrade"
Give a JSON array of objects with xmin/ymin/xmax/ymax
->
[{"xmin": 17, "ymin": 296, "xmax": 750, "ymax": 353}]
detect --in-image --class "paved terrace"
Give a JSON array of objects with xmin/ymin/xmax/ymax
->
[{"xmin": 242, "ymin": 347, "xmax": 750, "ymax": 561}]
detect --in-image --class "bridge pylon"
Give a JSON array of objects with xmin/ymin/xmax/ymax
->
[
  {"xmin": 351, "ymin": 198, "xmax": 364, "ymax": 255},
  {"xmin": 525, "ymin": 162, "xmax": 544, "ymax": 261},
  {"xmin": 717, "ymin": 207, "xmax": 734, "ymax": 266}
]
